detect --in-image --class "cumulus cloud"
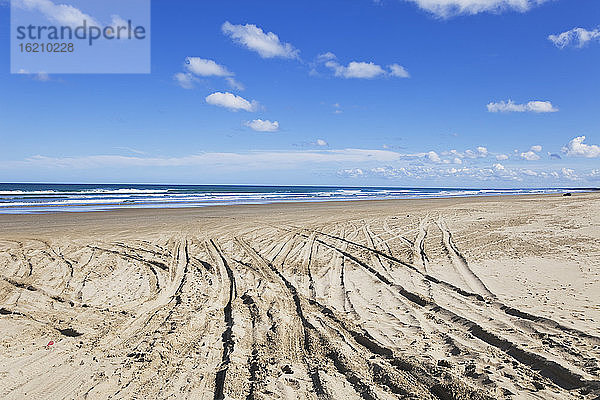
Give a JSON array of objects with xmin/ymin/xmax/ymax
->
[
  {"xmin": 403, "ymin": 0, "xmax": 549, "ymax": 18},
  {"xmin": 205, "ymin": 92, "xmax": 259, "ymax": 112},
  {"xmin": 222, "ymin": 21, "xmax": 299, "ymax": 59},
  {"xmin": 442, "ymin": 149, "xmax": 464, "ymax": 158},
  {"xmin": 520, "ymin": 150, "xmax": 541, "ymax": 161},
  {"xmin": 325, "ymin": 60, "xmax": 386, "ymax": 79},
  {"xmin": 388, "ymin": 64, "xmax": 411, "ymax": 78},
  {"xmin": 317, "ymin": 52, "xmax": 337, "ymax": 62},
  {"xmin": 487, "ymin": 99, "xmax": 558, "ymax": 113},
  {"xmin": 530, "ymin": 145, "xmax": 542, "ymax": 152},
  {"xmin": 245, "ymin": 119, "xmax": 279, "ymax": 132},
  {"xmin": 316, "ymin": 139, "xmax": 328, "ymax": 146},
  {"xmin": 496, "ymin": 154, "xmax": 509, "ymax": 160},
  {"xmin": 548, "ymin": 27, "xmax": 600, "ymax": 49},
  {"xmin": 173, "ymin": 72, "xmax": 197, "ymax": 89},
  {"xmin": 561, "ymin": 136, "xmax": 600, "ymax": 158},
  {"xmin": 588, "ymin": 169, "xmax": 600, "ymax": 181},
  {"xmin": 439, "ymin": 147, "xmax": 490, "ymax": 163},
  {"xmin": 561, "ymin": 167, "xmax": 578, "ymax": 180},
  {"xmin": 322, "ymin": 57, "xmax": 410, "ymax": 79},
  {"xmin": 185, "ymin": 57, "xmax": 233, "ymax": 77},
  {"xmin": 427, "ymin": 151, "xmax": 442, "ymax": 163},
  {"xmin": 464, "ymin": 147, "xmax": 489, "ymax": 158},
  {"xmin": 13, "ymin": 0, "xmax": 100, "ymax": 27},
  {"xmin": 339, "ymin": 168, "xmax": 365, "ymax": 178},
  {"xmin": 337, "ymin": 162, "xmax": 585, "ymax": 183},
  {"xmin": 174, "ymin": 57, "xmax": 243, "ymax": 90}
]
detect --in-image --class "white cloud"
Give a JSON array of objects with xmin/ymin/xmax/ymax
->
[
  {"xmin": 530, "ymin": 145, "xmax": 542, "ymax": 152},
  {"xmin": 496, "ymin": 154, "xmax": 509, "ymax": 160},
  {"xmin": 549, "ymin": 27, "xmax": 600, "ymax": 49},
  {"xmin": 222, "ymin": 21, "xmax": 299, "ymax": 59},
  {"xmin": 526, "ymin": 101, "xmax": 559, "ymax": 113},
  {"xmin": 323, "ymin": 59, "xmax": 409, "ymax": 79},
  {"xmin": 561, "ymin": 167, "xmax": 578, "ymax": 180},
  {"xmin": 442, "ymin": 149, "xmax": 464, "ymax": 158},
  {"xmin": 3, "ymin": 149, "xmax": 403, "ymax": 171},
  {"xmin": 316, "ymin": 139, "xmax": 328, "ymax": 146},
  {"xmin": 588, "ymin": 169, "xmax": 600, "ymax": 181},
  {"xmin": 403, "ymin": 0, "xmax": 549, "ymax": 18},
  {"xmin": 325, "ymin": 61, "xmax": 386, "ymax": 79},
  {"xmin": 245, "ymin": 119, "xmax": 279, "ymax": 132},
  {"xmin": 16, "ymin": 69, "xmax": 54, "ymax": 82},
  {"xmin": 5, "ymin": 145, "xmax": 599, "ymax": 184},
  {"xmin": 464, "ymin": 147, "xmax": 489, "ymax": 158},
  {"xmin": 205, "ymin": 92, "xmax": 259, "ymax": 112},
  {"xmin": 520, "ymin": 150, "xmax": 541, "ymax": 161},
  {"xmin": 175, "ymin": 57, "xmax": 243, "ymax": 90},
  {"xmin": 173, "ymin": 72, "xmax": 197, "ymax": 89},
  {"xmin": 317, "ymin": 52, "xmax": 337, "ymax": 62},
  {"xmin": 185, "ymin": 57, "xmax": 233, "ymax": 77},
  {"xmin": 427, "ymin": 151, "xmax": 442, "ymax": 163},
  {"xmin": 388, "ymin": 64, "xmax": 411, "ymax": 78},
  {"xmin": 342, "ymin": 162, "xmax": 593, "ymax": 183},
  {"xmin": 339, "ymin": 168, "xmax": 365, "ymax": 178},
  {"xmin": 226, "ymin": 77, "xmax": 245, "ymax": 91},
  {"xmin": 487, "ymin": 99, "xmax": 558, "ymax": 113},
  {"xmin": 561, "ymin": 136, "xmax": 600, "ymax": 158},
  {"xmin": 14, "ymin": 0, "xmax": 100, "ymax": 27}
]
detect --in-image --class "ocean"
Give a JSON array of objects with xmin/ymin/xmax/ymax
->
[{"xmin": 0, "ymin": 183, "xmax": 588, "ymax": 214}]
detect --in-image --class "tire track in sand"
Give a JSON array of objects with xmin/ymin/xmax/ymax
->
[{"xmin": 436, "ymin": 217, "xmax": 494, "ymax": 298}]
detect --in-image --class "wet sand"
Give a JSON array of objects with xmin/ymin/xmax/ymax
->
[{"xmin": 0, "ymin": 193, "xmax": 599, "ymax": 399}]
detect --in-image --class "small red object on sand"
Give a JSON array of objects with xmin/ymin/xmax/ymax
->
[{"xmin": 47, "ymin": 341, "xmax": 54, "ymax": 346}]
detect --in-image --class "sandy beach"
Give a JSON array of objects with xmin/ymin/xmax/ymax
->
[{"xmin": 0, "ymin": 193, "xmax": 599, "ymax": 399}]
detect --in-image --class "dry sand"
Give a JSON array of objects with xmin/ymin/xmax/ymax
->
[{"xmin": 0, "ymin": 193, "xmax": 599, "ymax": 399}]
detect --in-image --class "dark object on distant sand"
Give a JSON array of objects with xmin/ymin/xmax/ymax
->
[
  {"xmin": 563, "ymin": 193, "xmax": 572, "ymax": 197},
  {"xmin": 58, "ymin": 328, "xmax": 82, "ymax": 337}
]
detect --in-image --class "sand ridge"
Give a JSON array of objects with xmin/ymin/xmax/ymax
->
[{"xmin": 0, "ymin": 193, "xmax": 599, "ymax": 399}]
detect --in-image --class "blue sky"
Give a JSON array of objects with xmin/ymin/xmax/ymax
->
[{"xmin": 0, "ymin": 0, "xmax": 599, "ymax": 187}]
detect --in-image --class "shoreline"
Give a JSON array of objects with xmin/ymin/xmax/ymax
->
[
  {"xmin": 0, "ymin": 191, "xmax": 597, "ymax": 236},
  {"xmin": 1, "ymin": 186, "xmax": 594, "ymax": 216},
  {"xmin": 0, "ymin": 189, "xmax": 591, "ymax": 214}
]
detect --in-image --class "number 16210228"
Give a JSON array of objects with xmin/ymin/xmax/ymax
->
[{"xmin": 19, "ymin": 43, "xmax": 74, "ymax": 53}]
